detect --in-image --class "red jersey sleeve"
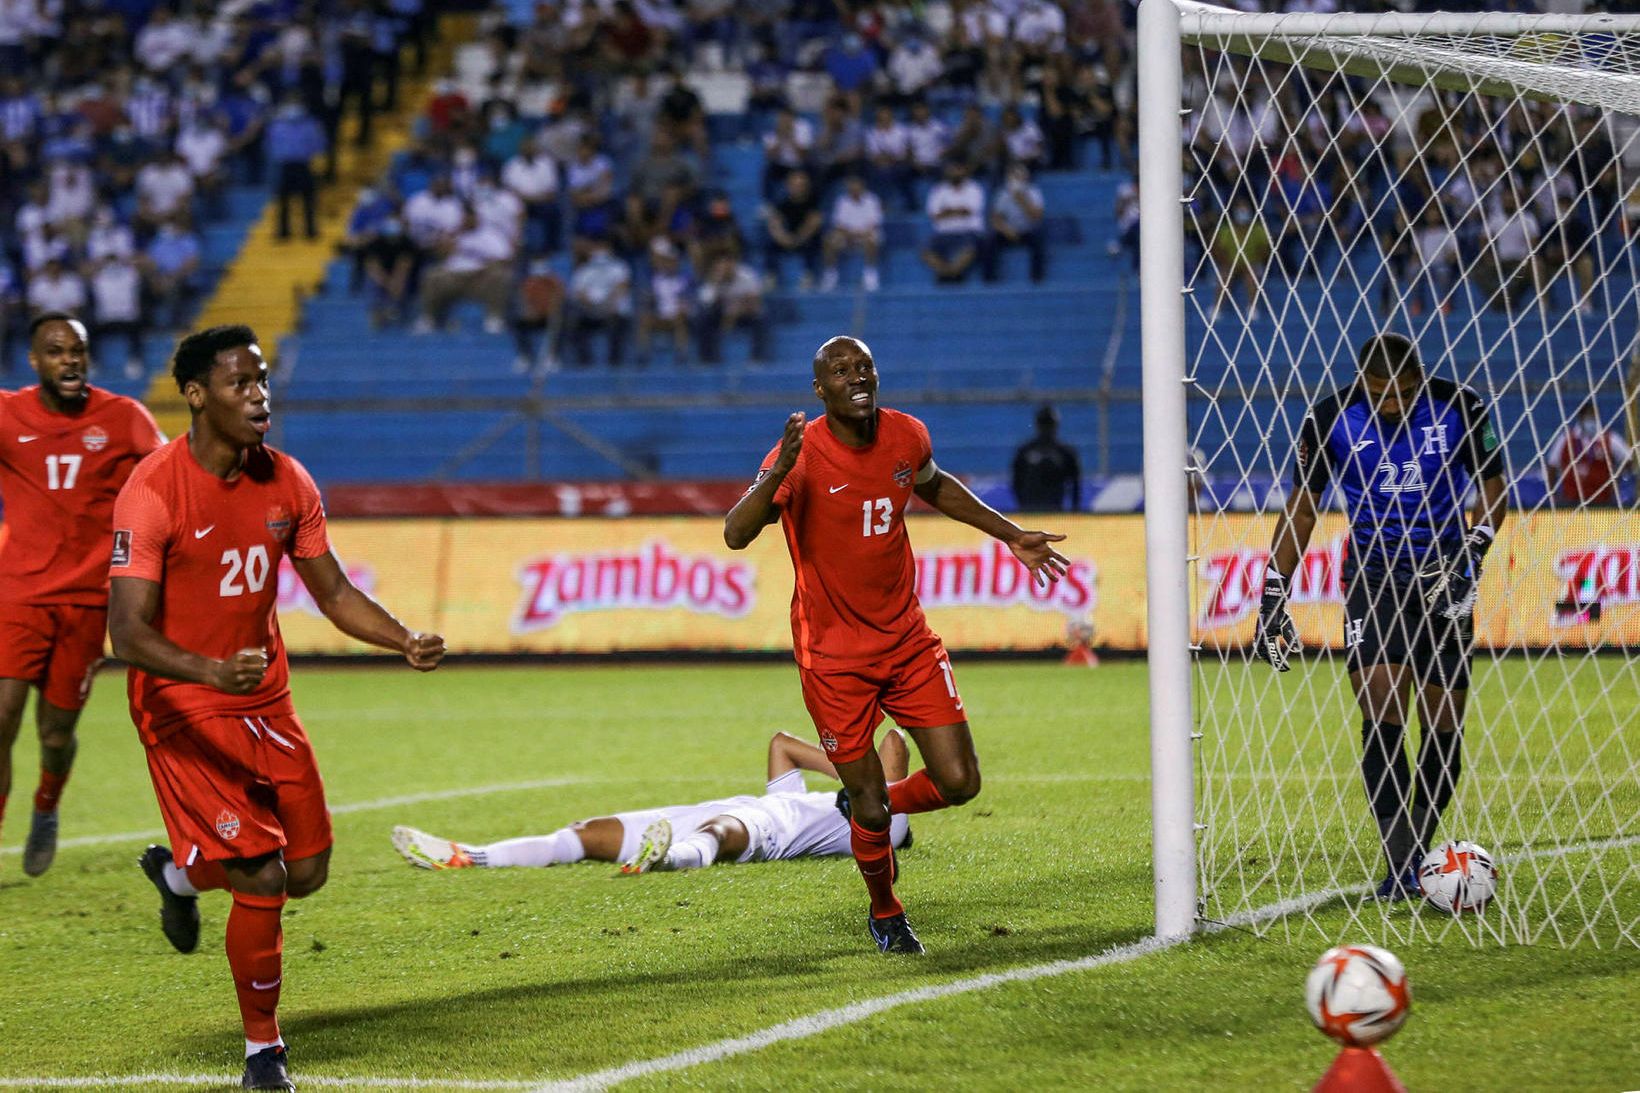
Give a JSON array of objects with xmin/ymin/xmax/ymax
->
[
  {"xmin": 110, "ymin": 480, "xmax": 174, "ymax": 583},
  {"xmin": 288, "ymin": 457, "xmax": 331, "ymax": 559},
  {"xmin": 909, "ymin": 414, "xmax": 934, "ymax": 473}
]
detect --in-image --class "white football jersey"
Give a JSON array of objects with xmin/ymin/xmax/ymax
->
[{"xmin": 612, "ymin": 769, "xmax": 910, "ymax": 864}]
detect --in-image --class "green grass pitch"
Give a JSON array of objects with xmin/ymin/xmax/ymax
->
[{"xmin": 1, "ymin": 661, "xmax": 1636, "ymax": 1090}]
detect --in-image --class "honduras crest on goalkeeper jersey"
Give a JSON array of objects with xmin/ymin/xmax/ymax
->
[{"xmin": 1292, "ymin": 377, "xmax": 1504, "ymax": 579}]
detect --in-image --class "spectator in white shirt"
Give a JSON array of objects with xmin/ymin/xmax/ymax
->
[
  {"xmin": 822, "ymin": 175, "xmax": 884, "ymax": 292},
  {"xmin": 1480, "ymin": 189, "xmax": 1540, "ymax": 311},
  {"xmin": 999, "ymin": 105, "xmax": 1045, "ymax": 170},
  {"xmin": 983, "ymin": 163, "xmax": 1046, "ymax": 283},
  {"xmin": 565, "ymin": 132, "xmax": 619, "ymax": 246},
  {"xmin": 886, "ymin": 30, "xmax": 944, "ymax": 104},
  {"xmin": 637, "ymin": 236, "xmax": 694, "ymax": 365},
  {"xmin": 404, "ymin": 174, "xmax": 466, "ymax": 253},
  {"xmin": 133, "ymin": 7, "xmax": 196, "ymax": 74},
  {"xmin": 905, "ymin": 100, "xmax": 949, "ymax": 181},
  {"xmin": 26, "ymin": 257, "xmax": 87, "ymax": 316},
  {"xmin": 46, "ymin": 160, "xmax": 96, "ymax": 238},
  {"xmin": 922, "ymin": 160, "xmax": 986, "ymax": 284},
  {"xmin": 135, "ymin": 151, "xmax": 196, "ymax": 235},
  {"xmin": 88, "ymin": 254, "xmax": 147, "ymax": 377},
  {"xmin": 473, "ymin": 170, "xmax": 525, "ymax": 249},
  {"xmin": 864, "ymin": 104, "xmax": 914, "ymax": 212},
  {"xmin": 1413, "ymin": 204, "xmax": 1459, "ymax": 316},
  {"xmin": 415, "ymin": 206, "xmax": 516, "ymax": 334},
  {"xmin": 1012, "ymin": 0, "xmax": 1066, "ymax": 59},
  {"xmin": 565, "ymin": 235, "xmax": 634, "ymax": 366},
  {"xmin": 502, "ymin": 134, "xmax": 561, "ymax": 255},
  {"xmin": 696, "ymin": 252, "xmax": 768, "ymax": 364},
  {"xmin": 761, "ymin": 106, "xmax": 813, "ymax": 202},
  {"xmin": 176, "ymin": 114, "xmax": 230, "ymax": 216}
]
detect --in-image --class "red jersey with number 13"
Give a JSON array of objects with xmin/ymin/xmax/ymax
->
[
  {"xmin": 0, "ymin": 386, "xmax": 165, "ymax": 606},
  {"xmin": 761, "ymin": 408, "xmax": 936, "ymax": 671},
  {"xmin": 110, "ymin": 438, "xmax": 330, "ymax": 744}
]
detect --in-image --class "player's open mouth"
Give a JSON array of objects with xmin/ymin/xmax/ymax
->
[
  {"xmin": 248, "ymin": 411, "xmax": 271, "ymax": 433},
  {"xmin": 850, "ymin": 390, "xmax": 872, "ymax": 405},
  {"xmin": 57, "ymin": 374, "xmax": 84, "ymax": 395}
]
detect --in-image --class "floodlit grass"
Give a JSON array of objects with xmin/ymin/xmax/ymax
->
[{"xmin": 1, "ymin": 662, "xmax": 1635, "ymax": 1090}]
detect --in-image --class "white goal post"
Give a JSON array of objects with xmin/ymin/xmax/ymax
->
[{"xmin": 1140, "ymin": 0, "xmax": 1640, "ymax": 946}]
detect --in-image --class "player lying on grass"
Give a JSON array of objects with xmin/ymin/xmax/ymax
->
[{"xmin": 393, "ymin": 729, "xmax": 912, "ymax": 873}]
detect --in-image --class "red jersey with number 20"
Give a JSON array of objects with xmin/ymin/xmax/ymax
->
[
  {"xmin": 761, "ymin": 408, "xmax": 936, "ymax": 671},
  {"xmin": 110, "ymin": 438, "xmax": 330, "ymax": 744},
  {"xmin": 0, "ymin": 386, "xmax": 165, "ymax": 606}
]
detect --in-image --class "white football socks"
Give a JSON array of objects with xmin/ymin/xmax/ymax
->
[
  {"xmin": 664, "ymin": 831, "xmax": 721, "ymax": 871},
  {"xmin": 163, "ymin": 860, "xmax": 200, "ymax": 896},
  {"xmin": 472, "ymin": 828, "xmax": 586, "ymax": 868},
  {"xmin": 246, "ymin": 1036, "xmax": 285, "ymax": 1058}
]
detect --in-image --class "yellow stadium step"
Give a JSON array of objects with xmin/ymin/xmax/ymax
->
[{"xmin": 146, "ymin": 17, "xmax": 472, "ymax": 438}]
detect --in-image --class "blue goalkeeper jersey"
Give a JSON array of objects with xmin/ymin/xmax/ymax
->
[{"xmin": 1292, "ymin": 377, "xmax": 1504, "ymax": 579}]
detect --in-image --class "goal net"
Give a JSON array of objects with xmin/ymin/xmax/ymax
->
[{"xmin": 1142, "ymin": 1, "xmax": 1640, "ymax": 947}]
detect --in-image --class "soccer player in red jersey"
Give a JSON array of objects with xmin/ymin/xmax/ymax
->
[
  {"xmin": 0, "ymin": 313, "xmax": 165, "ymax": 878},
  {"xmin": 109, "ymin": 326, "xmax": 445, "ymax": 1091},
  {"xmin": 724, "ymin": 335, "xmax": 1070, "ymax": 954}
]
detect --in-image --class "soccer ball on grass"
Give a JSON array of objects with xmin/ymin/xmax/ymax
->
[
  {"xmin": 1304, "ymin": 944, "xmax": 1410, "ymax": 1047},
  {"xmin": 1419, "ymin": 839, "xmax": 1498, "ymax": 914}
]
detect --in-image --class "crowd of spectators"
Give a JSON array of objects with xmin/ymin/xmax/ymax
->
[
  {"xmin": 0, "ymin": 0, "xmax": 432, "ymax": 378},
  {"xmin": 1179, "ymin": 45, "xmax": 1628, "ymax": 322},
  {"xmin": 334, "ymin": 0, "xmax": 1134, "ymax": 372}
]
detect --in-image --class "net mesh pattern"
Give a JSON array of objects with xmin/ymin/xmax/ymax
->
[{"xmin": 1177, "ymin": 13, "xmax": 1640, "ymax": 947}]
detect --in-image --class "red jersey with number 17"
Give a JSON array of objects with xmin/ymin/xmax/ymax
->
[
  {"xmin": 110, "ymin": 438, "xmax": 330, "ymax": 744},
  {"xmin": 0, "ymin": 386, "xmax": 165, "ymax": 606},
  {"xmin": 760, "ymin": 408, "xmax": 936, "ymax": 671}
]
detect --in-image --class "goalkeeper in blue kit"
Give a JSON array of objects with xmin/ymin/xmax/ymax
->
[{"xmin": 1256, "ymin": 334, "xmax": 1509, "ymax": 899}]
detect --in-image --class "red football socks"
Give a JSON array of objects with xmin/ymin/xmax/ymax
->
[
  {"xmin": 887, "ymin": 769, "xmax": 948, "ymax": 816},
  {"xmin": 186, "ymin": 860, "xmax": 231, "ymax": 892},
  {"xmin": 227, "ymin": 891, "xmax": 286, "ymax": 1044},
  {"xmin": 850, "ymin": 818, "xmax": 903, "ymax": 920},
  {"xmin": 34, "ymin": 770, "xmax": 69, "ymax": 813},
  {"xmin": 0, "ymin": 793, "xmax": 7, "ymax": 838}
]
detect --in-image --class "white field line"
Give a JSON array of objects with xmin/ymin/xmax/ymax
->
[
  {"xmin": 532, "ymin": 831, "xmax": 1640, "ymax": 1093},
  {"xmin": 0, "ymin": 1078, "xmax": 536, "ymax": 1090},
  {"xmin": 0, "ymin": 776, "xmax": 597, "ymax": 856},
  {"xmin": 2, "ymin": 835, "xmax": 1630, "ymax": 1090}
]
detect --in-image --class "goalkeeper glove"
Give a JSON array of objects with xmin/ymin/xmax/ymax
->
[
  {"xmin": 1253, "ymin": 563, "xmax": 1302, "ymax": 672},
  {"xmin": 1422, "ymin": 525, "xmax": 1494, "ymax": 622}
]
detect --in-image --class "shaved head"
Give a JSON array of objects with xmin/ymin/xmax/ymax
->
[{"xmin": 812, "ymin": 335, "xmax": 872, "ymax": 378}]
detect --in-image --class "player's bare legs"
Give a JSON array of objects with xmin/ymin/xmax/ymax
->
[
  {"xmin": 833, "ymin": 745, "xmax": 921, "ymax": 952},
  {"xmin": 1351, "ymin": 664, "xmax": 1419, "ymax": 891},
  {"xmin": 22, "ymin": 695, "xmax": 80, "ymax": 875},
  {"xmin": 897, "ymin": 722, "xmax": 982, "ymax": 813},
  {"xmin": 1411, "ymin": 683, "xmax": 1467, "ymax": 860},
  {"xmin": 0, "ymin": 678, "xmax": 28, "ymax": 843},
  {"xmin": 284, "ymin": 847, "xmax": 331, "ymax": 899}
]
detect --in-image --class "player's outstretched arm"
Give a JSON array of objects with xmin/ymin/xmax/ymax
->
[
  {"xmin": 767, "ymin": 730, "xmax": 838, "ymax": 781},
  {"xmin": 109, "ymin": 576, "xmax": 268, "ymax": 694},
  {"xmin": 724, "ymin": 411, "xmax": 805, "ymax": 549},
  {"xmin": 914, "ymin": 467, "xmax": 1069, "ymax": 585},
  {"xmin": 291, "ymin": 550, "xmax": 446, "ymax": 671}
]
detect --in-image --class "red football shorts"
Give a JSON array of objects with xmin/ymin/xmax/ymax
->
[
  {"xmin": 0, "ymin": 601, "xmax": 107, "ymax": 711},
  {"xmin": 798, "ymin": 635, "xmax": 966, "ymax": 764},
  {"xmin": 143, "ymin": 713, "xmax": 333, "ymax": 866}
]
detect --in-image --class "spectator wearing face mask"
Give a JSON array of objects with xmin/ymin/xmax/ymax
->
[
  {"xmin": 267, "ymin": 95, "xmax": 327, "ymax": 241},
  {"xmin": 362, "ymin": 217, "xmax": 417, "ymax": 328}
]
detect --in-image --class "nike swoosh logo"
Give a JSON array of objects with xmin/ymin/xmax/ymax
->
[
  {"xmin": 1351, "ymin": 439, "xmax": 1373, "ymax": 453},
  {"xmin": 250, "ymin": 977, "xmax": 282, "ymax": 991},
  {"xmin": 17, "ymin": 435, "xmax": 37, "ymax": 443},
  {"xmin": 829, "ymin": 484, "xmax": 848, "ymax": 494},
  {"xmin": 194, "ymin": 526, "xmax": 215, "ymax": 539}
]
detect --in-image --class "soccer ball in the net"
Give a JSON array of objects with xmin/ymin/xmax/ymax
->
[
  {"xmin": 1304, "ymin": 944, "xmax": 1410, "ymax": 1047},
  {"xmin": 1419, "ymin": 840, "xmax": 1499, "ymax": 914}
]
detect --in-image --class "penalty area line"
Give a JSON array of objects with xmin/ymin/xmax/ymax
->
[
  {"xmin": 533, "ymin": 832, "xmax": 1640, "ymax": 1092},
  {"xmin": 0, "ymin": 776, "xmax": 596, "ymax": 856}
]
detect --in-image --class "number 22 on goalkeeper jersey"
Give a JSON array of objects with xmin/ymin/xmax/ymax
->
[{"xmin": 1294, "ymin": 377, "xmax": 1503, "ymax": 578}]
